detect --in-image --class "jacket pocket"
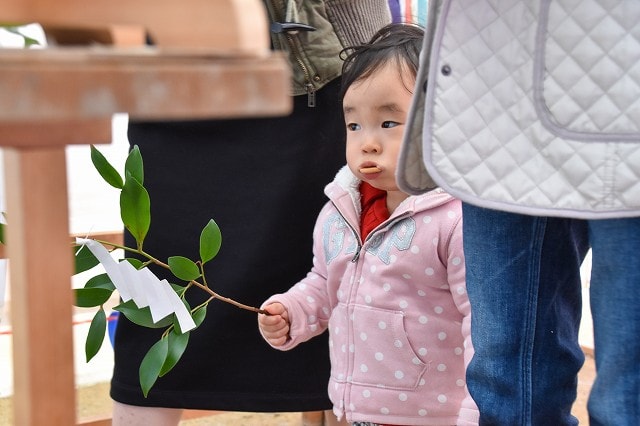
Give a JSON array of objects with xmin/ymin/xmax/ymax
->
[{"xmin": 349, "ymin": 305, "xmax": 428, "ymax": 390}]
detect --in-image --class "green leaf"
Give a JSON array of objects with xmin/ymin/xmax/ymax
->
[
  {"xmin": 192, "ymin": 305, "xmax": 207, "ymax": 328},
  {"xmin": 170, "ymin": 283, "xmax": 187, "ymax": 296},
  {"xmin": 139, "ymin": 337, "xmax": 169, "ymax": 397},
  {"xmin": 199, "ymin": 219, "xmax": 222, "ymax": 264},
  {"xmin": 74, "ymin": 287, "xmax": 113, "ymax": 307},
  {"xmin": 120, "ymin": 177, "xmax": 151, "ymax": 245},
  {"xmin": 74, "ymin": 244, "xmax": 100, "ymax": 274},
  {"xmin": 159, "ymin": 329, "xmax": 189, "ymax": 377},
  {"xmin": 90, "ymin": 145, "xmax": 123, "ymax": 189},
  {"xmin": 124, "ymin": 145, "xmax": 144, "ymax": 185},
  {"xmin": 0, "ymin": 213, "xmax": 5, "ymax": 245},
  {"xmin": 85, "ymin": 309, "xmax": 107, "ymax": 362},
  {"xmin": 171, "ymin": 298, "xmax": 194, "ymax": 335},
  {"xmin": 168, "ymin": 256, "xmax": 201, "ymax": 281},
  {"xmin": 114, "ymin": 300, "xmax": 174, "ymax": 329},
  {"xmin": 122, "ymin": 257, "xmax": 144, "ymax": 269},
  {"xmin": 84, "ymin": 273, "xmax": 116, "ymax": 291}
]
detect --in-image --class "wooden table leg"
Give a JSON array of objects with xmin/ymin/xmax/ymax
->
[{"xmin": 4, "ymin": 146, "xmax": 76, "ymax": 425}]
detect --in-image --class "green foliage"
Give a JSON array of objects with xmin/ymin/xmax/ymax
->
[
  {"xmin": 120, "ymin": 176, "xmax": 150, "ymax": 246},
  {"xmin": 113, "ymin": 300, "xmax": 175, "ymax": 329},
  {"xmin": 73, "ymin": 145, "xmax": 259, "ymax": 397},
  {"xmin": 83, "ymin": 273, "xmax": 116, "ymax": 291},
  {"xmin": 85, "ymin": 309, "xmax": 107, "ymax": 362},
  {"xmin": 159, "ymin": 329, "xmax": 190, "ymax": 377},
  {"xmin": 122, "ymin": 257, "xmax": 144, "ymax": 269},
  {"xmin": 192, "ymin": 305, "xmax": 207, "ymax": 327},
  {"xmin": 200, "ymin": 219, "xmax": 222, "ymax": 264},
  {"xmin": 74, "ymin": 244, "xmax": 100, "ymax": 274},
  {"xmin": 75, "ymin": 287, "xmax": 113, "ymax": 308},
  {"xmin": 120, "ymin": 146, "xmax": 147, "ymax": 244},
  {"xmin": 124, "ymin": 145, "xmax": 144, "ymax": 184},
  {"xmin": 139, "ymin": 328, "xmax": 190, "ymax": 396},
  {"xmin": 139, "ymin": 337, "xmax": 169, "ymax": 397},
  {"xmin": 168, "ymin": 256, "xmax": 201, "ymax": 281},
  {"xmin": 90, "ymin": 145, "xmax": 124, "ymax": 189}
]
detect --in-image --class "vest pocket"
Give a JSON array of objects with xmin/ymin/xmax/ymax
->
[{"xmin": 534, "ymin": 0, "xmax": 640, "ymax": 142}]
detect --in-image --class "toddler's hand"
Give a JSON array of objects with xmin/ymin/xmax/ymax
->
[{"xmin": 258, "ymin": 302, "xmax": 290, "ymax": 347}]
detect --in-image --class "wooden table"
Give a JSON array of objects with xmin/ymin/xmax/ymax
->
[{"xmin": 0, "ymin": 1, "xmax": 291, "ymax": 424}]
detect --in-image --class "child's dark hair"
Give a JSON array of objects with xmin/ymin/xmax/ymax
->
[{"xmin": 339, "ymin": 23, "xmax": 424, "ymax": 100}]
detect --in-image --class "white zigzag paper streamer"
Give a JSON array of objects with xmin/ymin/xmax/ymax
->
[{"xmin": 76, "ymin": 238, "xmax": 196, "ymax": 332}]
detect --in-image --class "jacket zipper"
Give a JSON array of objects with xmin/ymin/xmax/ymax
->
[
  {"xmin": 269, "ymin": 0, "xmax": 317, "ymax": 107},
  {"xmin": 286, "ymin": 33, "xmax": 316, "ymax": 107},
  {"xmin": 351, "ymin": 216, "xmax": 410, "ymax": 262},
  {"xmin": 329, "ymin": 195, "xmax": 411, "ymax": 421},
  {"xmin": 332, "ymin": 201, "xmax": 412, "ymax": 263},
  {"xmin": 339, "ymin": 210, "xmax": 410, "ymax": 422}
]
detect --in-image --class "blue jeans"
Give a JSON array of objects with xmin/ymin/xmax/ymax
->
[
  {"xmin": 587, "ymin": 218, "xmax": 640, "ymax": 425},
  {"xmin": 462, "ymin": 204, "xmax": 640, "ymax": 425}
]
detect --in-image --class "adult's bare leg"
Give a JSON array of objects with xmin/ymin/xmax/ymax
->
[{"xmin": 112, "ymin": 401, "xmax": 183, "ymax": 426}]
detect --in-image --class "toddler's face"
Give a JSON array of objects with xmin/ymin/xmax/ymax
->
[{"xmin": 343, "ymin": 62, "xmax": 415, "ymax": 194}]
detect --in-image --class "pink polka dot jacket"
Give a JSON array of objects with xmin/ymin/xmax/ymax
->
[{"xmin": 261, "ymin": 167, "xmax": 479, "ymax": 425}]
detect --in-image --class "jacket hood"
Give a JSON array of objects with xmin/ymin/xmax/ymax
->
[{"xmin": 325, "ymin": 165, "xmax": 455, "ymax": 219}]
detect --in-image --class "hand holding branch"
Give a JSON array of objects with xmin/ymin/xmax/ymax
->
[{"xmin": 258, "ymin": 302, "xmax": 290, "ymax": 347}]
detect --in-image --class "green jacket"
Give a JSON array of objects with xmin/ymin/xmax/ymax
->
[{"xmin": 265, "ymin": 0, "xmax": 390, "ymax": 102}]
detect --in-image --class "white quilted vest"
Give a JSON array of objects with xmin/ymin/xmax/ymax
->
[{"xmin": 398, "ymin": 0, "xmax": 640, "ymax": 219}]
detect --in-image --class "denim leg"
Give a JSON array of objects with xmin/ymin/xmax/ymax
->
[
  {"xmin": 587, "ymin": 217, "xmax": 640, "ymax": 426},
  {"xmin": 462, "ymin": 204, "xmax": 589, "ymax": 425}
]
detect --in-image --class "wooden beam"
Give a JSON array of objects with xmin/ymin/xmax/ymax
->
[
  {"xmin": 2, "ymin": 0, "xmax": 269, "ymax": 53},
  {"xmin": 0, "ymin": 49, "xmax": 291, "ymax": 127},
  {"xmin": 0, "ymin": 118, "xmax": 112, "ymax": 148}
]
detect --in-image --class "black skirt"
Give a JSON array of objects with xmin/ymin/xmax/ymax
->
[{"xmin": 110, "ymin": 78, "xmax": 345, "ymax": 411}]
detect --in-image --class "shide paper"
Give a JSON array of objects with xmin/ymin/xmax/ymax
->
[{"xmin": 76, "ymin": 238, "xmax": 196, "ymax": 332}]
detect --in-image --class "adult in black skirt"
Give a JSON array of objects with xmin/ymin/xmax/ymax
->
[{"xmin": 109, "ymin": 2, "xmax": 391, "ymax": 425}]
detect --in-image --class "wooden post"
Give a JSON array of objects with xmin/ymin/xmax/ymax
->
[{"xmin": 4, "ymin": 147, "xmax": 77, "ymax": 425}]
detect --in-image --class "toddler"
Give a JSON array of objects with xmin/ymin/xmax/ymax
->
[{"xmin": 258, "ymin": 23, "xmax": 478, "ymax": 426}]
